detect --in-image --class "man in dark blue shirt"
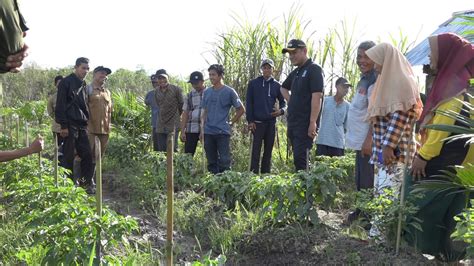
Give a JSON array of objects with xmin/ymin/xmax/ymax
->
[
  {"xmin": 246, "ymin": 59, "xmax": 286, "ymax": 174},
  {"xmin": 281, "ymin": 39, "xmax": 324, "ymax": 171}
]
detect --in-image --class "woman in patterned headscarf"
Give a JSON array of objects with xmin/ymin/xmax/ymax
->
[{"xmin": 406, "ymin": 32, "xmax": 474, "ymax": 261}]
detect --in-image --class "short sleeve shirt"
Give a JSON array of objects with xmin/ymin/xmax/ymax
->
[
  {"xmin": 345, "ymin": 70, "xmax": 377, "ymax": 150},
  {"xmin": 282, "ymin": 59, "xmax": 324, "ymax": 129},
  {"xmin": 201, "ymin": 85, "xmax": 242, "ymax": 135}
]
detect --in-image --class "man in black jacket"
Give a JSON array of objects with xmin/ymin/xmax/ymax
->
[
  {"xmin": 55, "ymin": 57, "xmax": 95, "ymax": 194},
  {"xmin": 246, "ymin": 59, "xmax": 286, "ymax": 174}
]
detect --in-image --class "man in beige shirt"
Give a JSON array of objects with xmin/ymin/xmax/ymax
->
[
  {"xmin": 87, "ymin": 66, "xmax": 112, "ymax": 162},
  {"xmin": 47, "ymin": 75, "xmax": 64, "ymax": 146}
]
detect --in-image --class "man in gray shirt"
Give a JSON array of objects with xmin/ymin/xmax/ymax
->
[
  {"xmin": 316, "ymin": 77, "xmax": 350, "ymax": 157},
  {"xmin": 346, "ymin": 41, "xmax": 377, "ymax": 224}
]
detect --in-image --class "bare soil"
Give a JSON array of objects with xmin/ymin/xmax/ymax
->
[{"xmin": 102, "ymin": 173, "xmax": 471, "ymax": 265}]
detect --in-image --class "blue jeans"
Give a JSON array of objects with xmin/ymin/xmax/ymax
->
[{"xmin": 204, "ymin": 134, "xmax": 231, "ymax": 174}]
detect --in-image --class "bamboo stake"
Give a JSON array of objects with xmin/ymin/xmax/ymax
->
[
  {"xmin": 25, "ymin": 121, "xmax": 29, "ymax": 147},
  {"xmin": 54, "ymin": 134, "xmax": 58, "ymax": 187},
  {"xmin": 38, "ymin": 144, "xmax": 43, "ymax": 186},
  {"xmin": 201, "ymin": 122, "xmax": 206, "ymax": 174},
  {"xmin": 396, "ymin": 122, "xmax": 416, "ymax": 255},
  {"xmin": 16, "ymin": 116, "xmax": 19, "ymax": 145},
  {"xmin": 166, "ymin": 131, "xmax": 174, "ymax": 266},
  {"xmin": 95, "ymin": 136, "xmax": 103, "ymax": 261},
  {"xmin": 249, "ymin": 131, "xmax": 254, "ymax": 172},
  {"xmin": 275, "ymin": 123, "xmax": 283, "ymax": 163},
  {"xmin": 306, "ymin": 148, "xmax": 310, "ymax": 172}
]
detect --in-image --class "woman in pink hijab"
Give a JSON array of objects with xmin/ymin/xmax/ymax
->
[{"xmin": 406, "ymin": 32, "xmax": 473, "ymax": 261}]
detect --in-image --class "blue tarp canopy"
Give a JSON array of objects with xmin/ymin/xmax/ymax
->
[{"xmin": 406, "ymin": 10, "xmax": 474, "ymax": 66}]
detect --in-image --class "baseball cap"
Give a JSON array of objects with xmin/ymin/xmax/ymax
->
[
  {"xmin": 260, "ymin": 59, "xmax": 275, "ymax": 68},
  {"xmin": 335, "ymin": 77, "xmax": 352, "ymax": 87},
  {"xmin": 282, "ymin": 39, "xmax": 307, "ymax": 53},
  {"xmin": 93, "ymin": 66, "xmax": 112, "ymax": 75},
  {"xmin": 188, "ymin": 71, "xmax": 204, "ymax": 83},
  {"xmin": 155, "ymin": 69, "xmax": 168, "ymax": 79}
]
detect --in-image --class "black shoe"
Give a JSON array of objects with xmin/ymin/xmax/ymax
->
[{"xmin": 346, "ymin": 210, "xmax": 360, "ymax": 225}]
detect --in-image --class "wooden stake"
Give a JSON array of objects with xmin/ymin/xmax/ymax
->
[
  {"xmin": 396, "ymin": 122, "xmax": 416, "ymax": 255},
  {"xmin": 249, "ymin": 131, "xmax": 254, "ymax": 172},
  {"xmin": 54, "ymin": 134, "xmax": 58, "ymax": 187},
  {"xmin": 25, "ymin": 121, "xmax": 29, "ymax": 147},
  {"xmin": 166, "ymin": 131, "xmax": 174, "ymax": 266},
  {"xmin": 16, "ymin": 116, "xmax": 19, "ymax": 145},
  {"xmin": 306, "ymin": 148, "xmax": 310, "ymax": 172},
  {"xmin": 95, "ymin": 136, "xmax": 103, "ymax": 261}
]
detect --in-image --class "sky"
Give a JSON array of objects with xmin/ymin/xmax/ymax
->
[{"xmin": 19, "ymin": 0, "xmax": 473, "ymax": 78}]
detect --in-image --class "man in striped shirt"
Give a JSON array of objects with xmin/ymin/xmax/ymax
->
[{"xmin": 181, "ymin": 71, "xmax": 206, "ymax": 156}]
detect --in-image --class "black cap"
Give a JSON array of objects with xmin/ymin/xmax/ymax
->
[
  {"xmin": 282, "ymin": 39, "xmax": 307, "ymax": 53},
  {"xmin": 150, "ymin": 74, "xmax": 157, "ymax": 81},
  {"xmin": 335, "ymin": 77, "xmax": 352, "ymax": 87},
  {"xmin": 93, "ymin": 66, "xmax": 112, "ymax": 75},
  {"xmin": 188, "ymin": 71, "xmax": 204, "ymax": 83},
  {"xmin": 155, "ymin": 69, "xmax": 168, "ymax": 79}
]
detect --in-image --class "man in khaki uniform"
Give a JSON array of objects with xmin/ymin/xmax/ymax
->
[
  {"xmin": 87, "ymin": 66, "xmax": 112, "ymax": 161},
  {"xmin": 0, "ymin": 0, "xmax": 29, "ymax": 73},
  {"xmin": 47, "ymin": 75, "xmax": 64, "ymax": 145}
]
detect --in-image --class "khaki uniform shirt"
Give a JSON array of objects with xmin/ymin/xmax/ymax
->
[
  {"xmin": 47, "ymin": 93, "xmax": 61, "ymax": 133},
  {"xmin": 87, "ymin": 85, "xmax": 112, "ymax": 134},
  {"xmin": 0, "ymin": 0, "xmax": 28, "ymax": 73}
]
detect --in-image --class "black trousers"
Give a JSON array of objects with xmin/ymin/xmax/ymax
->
[
  {"xmin": 184, "ymin": 132, "xmax": 200, "ymax": 155},
  {"xmin": 53, "ymin": 132, "xmax": 65, "ymax": 147},
  {"xmin": 250, "ymin": 121, "xmax": 275, "ymax": 174},
  {"xmin": 316, "ymin": 144, "xmax": 345, "ymax": 157},
  {"xmin": 152, "ymin": 127, "xmax": 159, "ymax": 151},
  {"xmin": 287, "ymin": 126, "xmax": 313, "ymax": 171},
  {"xmin": 157, "ymin": 130, "xmax": 179, "ymax": 152},
  {"xmin": 60, "ymin": 126, "xmax": 94, "ymax": 185},
  {"xmin": 355, "ymin": 150, "xmax": 374, "ymax": 191}
]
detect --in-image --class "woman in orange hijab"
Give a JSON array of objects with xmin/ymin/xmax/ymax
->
[{"xmin": 365, "ymin": 42, "xmax": 422, "ymax": 195}]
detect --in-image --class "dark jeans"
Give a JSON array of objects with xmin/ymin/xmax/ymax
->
[
  {"xmin": 287, "ymin": 127, "xmax": 313, "ymax": 171},
  {"xmin": 184, "ymin": 132, "xmax": 200, "ymax": 155},
  {"xmin": 355, "ymin": 150, "xmax": 374, "ymax": 191},
  {"xmin": 204, "ymin": 134, "xmax": 231, "ymax": 174},
  {"xmin": 60, "ymin": 126, "xmax": 94, "ymax": 185},
  {"xmin": 316, "ymin": 144, "xmax": 345, "ymax": 157},
  {"xmin": 157, "ymin": 130, "xmax": 179, "ymax": 152},
  {"xmin": 152, "ymin": 127, "xmax": 159, "ymax": 151},
  {"xmin": 250, "ymin": 121, "xmax": 275, "ymax": 174}
]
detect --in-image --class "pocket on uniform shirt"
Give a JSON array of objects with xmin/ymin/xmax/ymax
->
[{"xmin": 351, "ymin": 91, "xmax": 368, "ymax": 110}]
